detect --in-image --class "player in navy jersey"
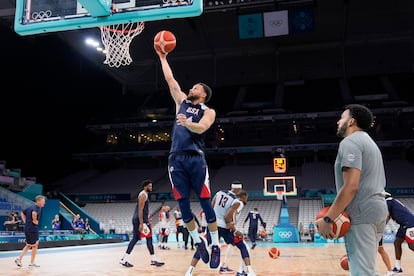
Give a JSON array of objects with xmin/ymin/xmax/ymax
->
[
  {"xmin": 120, "ymin": 179, "xmax": 164, "ymax": 268},
  {"xmin": 243, "ymin": 207, "xmax": 265, "ymax": 249},
  {"xmin": 155, "ymin": 45, "xmax": 220, "ymax": 268},
  {"xmin": 384, "ymin": 192, "xmax": 414, "ymax": 274},
  {"xmin": 15, "ymin": 195, "xmax": 46, "ymax": 268}
]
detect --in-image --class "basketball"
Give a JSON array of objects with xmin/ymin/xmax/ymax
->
[
  {"xmin": 260, "ymin": 229, "xmax": 267, "ymax": 238},
  {"xmin": 154, "ymin": 30, "xmax": 176, "ymax": 54},
  {"xmin": 268, "ymin": 247, "xmax": 280, "ymax": 259},
  {"xmin": 316, "ymin": 206, "xmax": 351, "ymax": 239},
  {"xmin": 339, "ymin": 254, "xmax": 349, "ymax": 270}
]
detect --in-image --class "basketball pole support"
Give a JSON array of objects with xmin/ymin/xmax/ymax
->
[
  {"xmin": 77, "ymin": 0, "xmax": 111, "ymax": 17},
  {"xmin": 272, "ymin": 193, "xmax": 300, "ymax": 243}
]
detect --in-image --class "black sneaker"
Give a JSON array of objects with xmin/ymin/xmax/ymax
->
[
  {"xmin": 151, "ymin": 260, "xmax": 165, "ymax": 267},
  {"xmin": 195, "ymin": 237, "xmax": 210, "ymax": 264},
  {"xmin": 120, "ymin": 260, "xmax": 133, "ymax": 267},
  {"xmin": 209, "ymin": 244, "xmax": 221, "ymax": 269},
  {"xmin": 251, "ymin": 243, "xmax": 256, "ymax": 250},
  {"xmin": 392, "ymin": 267, "xmax": 403, "ymax": 273}
]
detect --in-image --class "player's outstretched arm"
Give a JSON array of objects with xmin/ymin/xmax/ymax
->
[{"xmin": 155, "ymin": 49, "xmax": 186, "ymax": 111}]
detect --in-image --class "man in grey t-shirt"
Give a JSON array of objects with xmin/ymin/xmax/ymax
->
[{"xmin": 316, "ymin": 104, "xmax": 388, "ymax": 276}]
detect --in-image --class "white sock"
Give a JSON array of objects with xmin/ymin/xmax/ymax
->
[
  {"xmin": 238, "ymin": 260, "xmax": 245, "ymax": 273},
  {"xmin": 247, "ymin": 265, "xmax": 254, "ymax": 273},
  {"xmin": 223, "ymin": 245, "xmax": 233, "ymax": 266},
  {"xmin": 122, "ymin": 253, "xmax": 130, "ymax": 262},
  {"xmin": 395, "ymin": 260, "xmax": 401, "ymax": 269},
  {"xmin": 186, "ymin": 266, "xmax": 194, "ymax": 275},
  {"xmin": 210, "ymin": 230, "xmax": 219, "ymax": 245},
  {"xmin": 151, "ymin": 254, "xmax": 156, "ymax": 261},
  {"xmin": 189, "ymin": 228, "xmax": 201, "ymax": 244}
]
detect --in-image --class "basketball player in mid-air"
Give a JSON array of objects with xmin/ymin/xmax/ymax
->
[
  {"xmin": 119, "ymin": 179, "xmax": 164, "ymax": 267},
  {"xmin": 155, "ymin": 41, "xmax": 220, "ymax": 268}
]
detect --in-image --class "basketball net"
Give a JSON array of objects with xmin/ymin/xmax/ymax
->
[
  {"xmin": 99, "ymin": 21, "xmax": 145, "ymax": 68},
  {"xmin": 276, "ymin": 191, "xmax": 284, "ymax": 201}
]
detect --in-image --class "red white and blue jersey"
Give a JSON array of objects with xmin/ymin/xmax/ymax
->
[
  {"xmin": 170, "ymin": 99, "xmax": 209, "ymax": 154},
  {"xmin": 214, "ymin": 190, "xmax": 244, "ymax": 228}
]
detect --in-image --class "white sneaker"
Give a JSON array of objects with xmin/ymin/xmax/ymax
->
[
  {"xmin": 247, "ymin": 270, "xmax": 256, "ymax": 276},
  {"xmin": 385, "ymin": 271, "xmax": 395, "ymax": 276},
  {"xmin": 28, "ymin": 263, "xmax": 40, "ymax": 268},
  {"xmin": 14, "ymin": 258, "xmax": 22, "ymax": 267}
]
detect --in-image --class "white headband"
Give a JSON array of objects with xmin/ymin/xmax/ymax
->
[{"xmin": 231, "ymin": 183, "xmax": 242, "ymax": 189}]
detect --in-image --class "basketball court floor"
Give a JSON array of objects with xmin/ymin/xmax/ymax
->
[{"xmin": 1, "ymin": 241, "xmax": 412, "ymax": 275}]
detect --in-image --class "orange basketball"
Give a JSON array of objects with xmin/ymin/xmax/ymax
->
[
  {"xmin": 340, "ymin": 254, "xmax": 349, "ymax": 270},
  {"xmin": 268, "ymin": 247, "xmax": 280, "ymax": 259},
  {"xmin": 154, "ymin": 30, "xmax": 176, "ymax": 54},
  {"xmin": 316, "ymin": 206, "xmax": 351, "ymax": 238},
  {"xmin": 260, "ymin": 229, "xmax": 267, "ymax": 238}
]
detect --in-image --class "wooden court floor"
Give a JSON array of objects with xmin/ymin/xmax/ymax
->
[{"xmin": 0, "ymin": 241, "xmax": 413, "ymax": 276}]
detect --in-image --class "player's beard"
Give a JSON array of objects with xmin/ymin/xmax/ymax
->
[
  {"xmin": 187, "ymin": 94, "xmax": 200, "ymax": 101},
  {"xmin": 336, "ymin": 123, "xmax": 347, "ymax": 138}
]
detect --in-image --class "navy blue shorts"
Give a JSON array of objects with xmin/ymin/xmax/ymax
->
[
  {"xmin": 168, "ymin": 152, "xmax": 211, "ymax": 200},
  {"xmin": 218, "ymin": 227, "xmax": 237, "ymax": 245},
  {"xmin": 25, "ymin": 231, "xmax": 39, "ymax": 245},
  {"xmin": 397, "ymin": 224, "xmax": 414, "ymax": 239}
]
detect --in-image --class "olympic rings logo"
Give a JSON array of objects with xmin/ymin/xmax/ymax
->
[
  {"xmin": 383, "ymin": 234, "xmax": 394, "ymax": 241},
  {"xmin": 162, "ymin": 0, "xmax": 192, "ymax": 5},
  {"xmin": 278, "ymin": 231, "xmax": 293, "ymax": 239},
  {"xmin": 31, "ymin": 10, "xmax": 52, "ymax": 21},
  {"xmin": 269, "ymin": 20, "xmax": 284, "ymax": 27}
]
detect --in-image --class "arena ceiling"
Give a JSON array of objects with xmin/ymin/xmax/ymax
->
[{"xmin": 1, "ymin": 0, "xmax": 414, "ymax": 101}]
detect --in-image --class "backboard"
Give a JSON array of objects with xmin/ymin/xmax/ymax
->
[
  {"xmin": 263, "ymin": 176, "xmax": 297, "ymax": 197},
  {"xmin": 14, "ymin": 0, "xmax": 203, "ymax": 36}
]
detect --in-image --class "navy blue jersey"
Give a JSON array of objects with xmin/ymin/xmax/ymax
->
[
  {"xmin": 244, "ymin": 210, "xmax": 264, "ymax": 228},
  {"xmin": 23, "ymin": 204, "xmax": 42, "ymax": 232},
  {"xmin": 387, "ymin": 197, "xmax": 414, "ymax": 227},
  {"xmin": 170, "ymin": 100, "xmax": 209, "ymax": 153},
  {"xmin": 133, "ymin": 190, "xmax": 149, "ymax": 223}
]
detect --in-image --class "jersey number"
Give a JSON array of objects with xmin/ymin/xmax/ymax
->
[{"xmin": 218, "ymin": 194, "xmax": 229, "ymax": 208}]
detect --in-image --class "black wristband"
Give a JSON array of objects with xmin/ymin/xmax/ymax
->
[{"xmin": 323, "ymin": 216, "xmax": 334, "ymax": 223}]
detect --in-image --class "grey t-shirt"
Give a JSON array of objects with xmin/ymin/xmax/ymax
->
[{"xmin": 334, "ymin": 131, "xmax": 388, "ymax": 224}]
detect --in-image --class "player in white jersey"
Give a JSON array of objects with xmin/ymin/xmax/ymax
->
[
  {"xmin": 218, "ymin": 180, "xmax": 244, "ymax": 274},
  {"xmin": 212, "ymin": 190, "xmax": 256, "ymax": 276},
  {"xmin": 174, "ymin": 206, "xmax": 185, "ymax": 248},
  {"xmin": 158, "ymin": 205, "xmax": 171, "ymax": 250}
]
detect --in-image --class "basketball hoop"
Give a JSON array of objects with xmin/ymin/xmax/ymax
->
[{"xmin": 99, "ymin": 21, "xmax": 145, "ymax": 68}]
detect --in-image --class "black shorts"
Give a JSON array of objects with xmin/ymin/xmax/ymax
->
[{"xmin": 25, "ymin": 231, "xmax": 39, "ymax": 245}]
